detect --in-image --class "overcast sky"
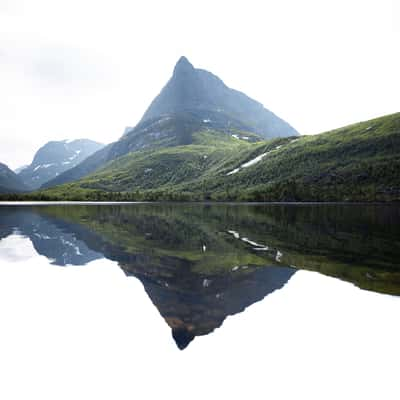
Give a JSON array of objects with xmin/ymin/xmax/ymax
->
[{"xmin": 1, "ymin": 0, "xmax": 398, "ymax": 169}]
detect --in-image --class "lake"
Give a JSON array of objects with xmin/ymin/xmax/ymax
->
[{"xmin": 0, "ymin": 202, "xmax": 399, "ymax": 400}]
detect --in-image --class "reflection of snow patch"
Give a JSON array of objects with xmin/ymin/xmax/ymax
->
[
  {"xmin": 61, "ymin": 237, "xmax": 83, "ymax": 256},
  {"xmin": 34, "ymin": 233, "xmax": 52, "ymax": 240},
  {"xmin": 232, "ymin": 265, "xmax": 248, "ymax": 272},
  {"xmin": 241, "ymin": 237, "xmax": 269, "ymax": 251},
  {"xmin": 241, "ymin": 237, "xmax": 263, "ymax": 247},
  {"xmin": 232, "ymin": 134, "xmax": 250, "ymax": 141},
  {"xmin": 227, "ymin": 230, "xmax": 240, "ymax": 239},
  {"xmin": 203, "ymin": 279, "xmax": 211, "ymax": 288}
]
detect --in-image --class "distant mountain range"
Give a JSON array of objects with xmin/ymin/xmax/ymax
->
[
  {"xmin": 18, "ymin": 139, "xmax": 104, "ymax": 190},
  {"xmin": 1, "ymin": 57, "xmax": 398, "ymax": 201},
  {"xmin": 0, "ymin": 163, "xmax": 29, "ymax": 193}
]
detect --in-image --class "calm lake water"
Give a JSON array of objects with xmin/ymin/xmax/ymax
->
[{"xmin": 0, "ymin": 203, "xmax": 399, "ymax": 400}]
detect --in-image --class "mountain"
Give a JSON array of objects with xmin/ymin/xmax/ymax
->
[
  {"xmin": 140, "ymin": 56, "xmax": 298, "ymax": 138},
  {"xmin": 35, "ymin": 112, "xmax": 400, "ymax": 202},
  {"xmin": 42, "ymin": 57, "xmax": 297, "ymax": 188},
  {"xmin": 0, "ymin": 163, "xmax": 29, "ymax": 193},
  {"xmin": 41, "ymin": 143, "xmax": 114, "ymax": 189},
  {"xmin": 18, "ymin": 139, "xmax": 104, "ymax": 190}
]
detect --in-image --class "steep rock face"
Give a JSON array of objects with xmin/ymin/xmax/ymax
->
[
  {"xmin": 18, "ymin": 139, "xmax": 104, "ymax": 189},
  {"xmin": 140, "ymin": 56, "xmax": 298, "ymax": 138},
  {"xmin": 0, "ymin": 163, "xmax": 29, "ymax": 193}
]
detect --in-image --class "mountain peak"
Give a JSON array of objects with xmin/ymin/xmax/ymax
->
[
  {"xmin": 138, "ymin": 57, "xmax": 298, "ymax": 139},
  {"xmin": 173, "ymin": 56, "xmax": 194, "ymax": 75}
]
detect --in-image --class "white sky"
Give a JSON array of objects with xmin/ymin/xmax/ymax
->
[{"xmin": 0, "ymin": 0, "xmax": 399, "ymax": 169}]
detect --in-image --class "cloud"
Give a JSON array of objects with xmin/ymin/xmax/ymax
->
[{"xmin": 1, "ymin": 40, "xmax": 116, "ymax": 91}]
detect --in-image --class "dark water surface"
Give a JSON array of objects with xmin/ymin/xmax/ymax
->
[{"xmin": 0, "ymin": 203, "xmax": 399, "ymax": 399}]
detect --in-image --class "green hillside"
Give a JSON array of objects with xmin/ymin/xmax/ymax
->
[{"xmin": 3, "ymin": 112, "xmax": 399, "ymax": 202}]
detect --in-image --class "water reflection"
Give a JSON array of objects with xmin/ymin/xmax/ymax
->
[{"xmin": 0, "ymin": 203, "xmax": 399, "ymax": 349}]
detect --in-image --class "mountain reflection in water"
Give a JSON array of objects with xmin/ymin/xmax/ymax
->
[{"xmin": 0, "ymin": 203, "xmax": 399, "ymax": 349}]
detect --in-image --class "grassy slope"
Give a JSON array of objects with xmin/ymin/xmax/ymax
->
[{"xmin": 4, "ymin": 112, "xmax": 399, "ymax": 201}]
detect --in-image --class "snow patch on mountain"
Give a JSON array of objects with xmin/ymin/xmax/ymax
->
[{"xmin": 226, "ymin": 139, "xmax": 296, "ymax": 176}]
